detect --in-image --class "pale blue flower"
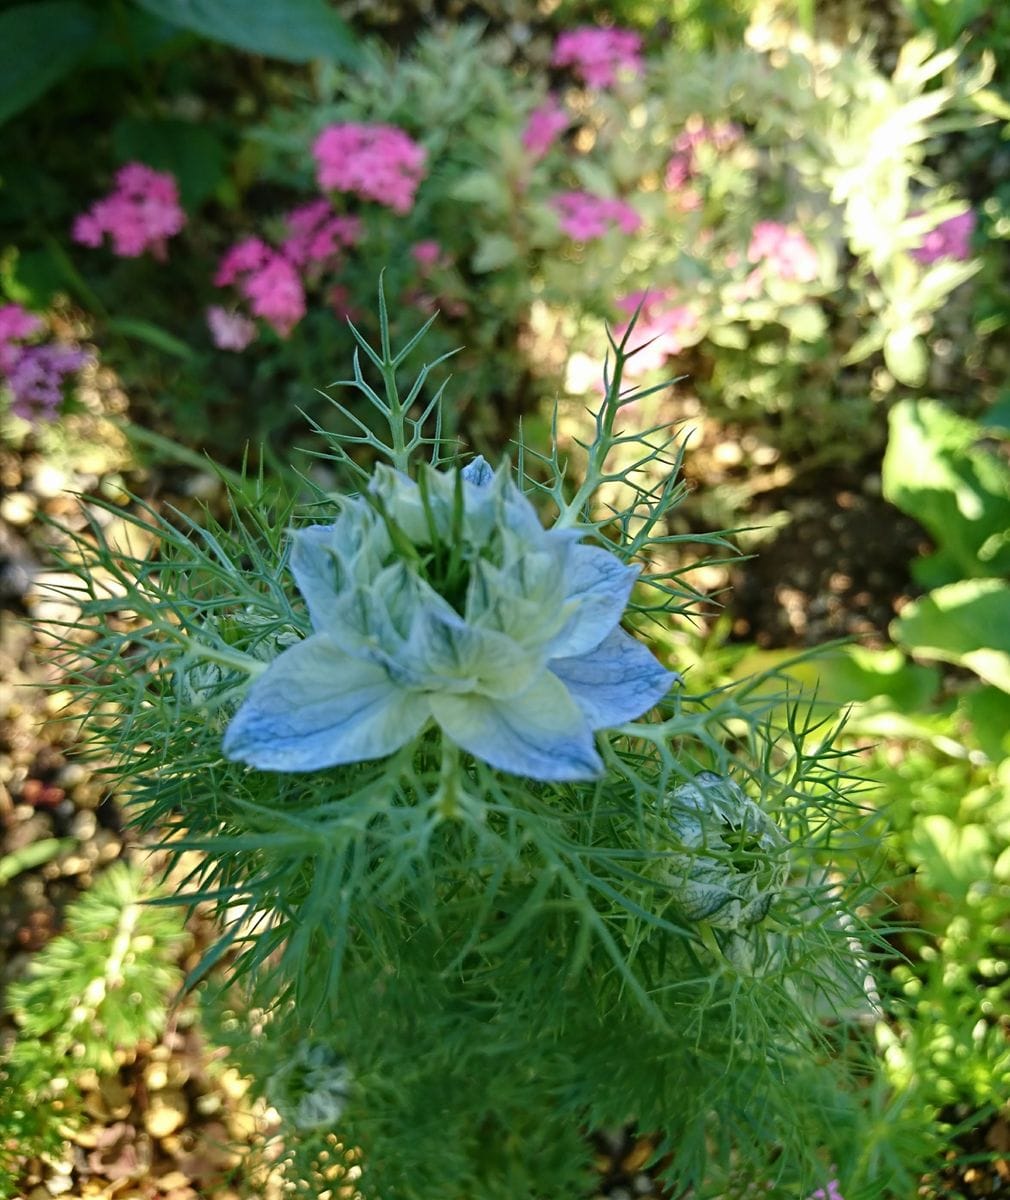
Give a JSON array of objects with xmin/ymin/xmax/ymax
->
[{"xmin": 222, "ymin": 456, "xmax": 673, "ymax": 781}]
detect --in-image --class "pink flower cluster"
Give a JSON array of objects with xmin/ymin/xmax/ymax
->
[
  {"xmin": 614, "ymin": 291, "xmax": 699, "ymax": 382},
  {"xmin": 522, "ymin": 97, "xmax": 569, "ymax": 160},
  {"xmin": 912, "ymin": 208, "xmax": 975, "ymax": 265},
  {"xmin": 73, "ymin": 163, "xmax": 186, "ymax": 260},
  {"xmin": 0, "ymin": 304, "xmax": 87, "ymax": 422},
  {"xmin": 214, "ymin": 237, "xmax": 305, "ymax": 340},
  {"xmin": 552, "ymin": 191, "xmax": 641, "ymax": 241},
  {"xmin": 665, "ymin": 119, "xmax": 743, "ymax": 192},
  {"xmin": 747, "ymin": 220, "xmax": 819, "ymax": 283},
  {"xmin": 313, "ymin": 123, "xmax": 427, "ymax": 215},
  {"xmin": 281, "ymin": 200, "xmax": 361, "ymax": 272},
  {"xmin": 213, "ymin": 201, "xmax": 363, "ymax": 343},
  {"xmin": 551, "ymin": 27, "xmax": 644, "ymax": 88}
]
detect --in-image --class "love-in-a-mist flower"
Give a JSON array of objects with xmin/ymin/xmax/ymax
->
[
  {"xmin": 663, "ymin": 773, "xmax": 787, "ymax": 929},
  {"xmin": 223, "ymin": 457, "xmax": 673, "ymax": 781},
  {"xmin": 73, "ymin": 163, "xmax": 186, "ymax": 260},
  {"xmin": 551, "ymin": 27, "xmax": 644, "ymax": 88},
  {"xmin": 313, "ymin": 123, "xmax": 427, "ymax": 214}
]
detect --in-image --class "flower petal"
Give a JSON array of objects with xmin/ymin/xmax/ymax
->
[
  {"xmin": 461, "ymin": 455, "xmax": 494, "ymax": 486},
  {"xmin": 544, "ymin": 544, "xmax": 640, "ymax": 658},
  {"xmin": 548, "ymin": 626, "xmax": 673, "ymax": 727},
  {"xmin": 288, "ymin": 524, "xmax": 341, "ymax": 628},
  {"xmin": 223, "ymin": 633, "xmax": 429, "ymax": 771},
  {"xmin": 407, "ymin": 608, "xmax": 540, "ymax": 698},
  {"xmin": 429, "ymin": 670, "xmax": 602, "ymax": 780}
]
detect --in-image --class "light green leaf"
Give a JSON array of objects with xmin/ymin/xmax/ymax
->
[
  {"xmin": 131, "ymin": 0, "xmax": 356, "ymax": 64},
  {"xmin": 913, "ymin": 258, "xmax": 980, "ymax": 312},
  {"xmin": 892, "ymin": 578, "xmax": 1010, "ymax": 691},
  {"xmin": 906, "ymin": 813, "xmax": 991, "ymax": 898},
  {"xmin": 882, "ymin": 398, "xmax": 1010, "ymax": 583},
  {"xmin": 471, "ymin": 234, "xmax": 519, "ymax": 274},
  {"xmin": 450, "ymin": 172, "xmax": 507, "ymax": 211},
  {"xmin": 0, "ymin": 2, "xmax": 99, "ymax": 124},
  {"xmin": 883, "ymin": 328, "xmax": 928, "ymax": 386}
]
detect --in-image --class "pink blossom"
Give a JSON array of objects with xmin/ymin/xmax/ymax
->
[
  {"xmin": 72, "ymin": 162, "xmax": 185, "ymax": 259},
  {"xmin": 215, "ymin": 240, "xmax": 305, "ymax": 337},
  {"xmin": 808, "ymin": 1179, "xmax": 845, "ymax": 1200},
  {"xmin": 613, "ymin": 291, "xmax": 698, "ymax": 381},
  {"xmin": 552, "ymin": 191, "xmax": 641, "ymax": 241},
  {"xmin": 747, "ymin": 220, "xmax": 819, "ymax": 283},
  {"xmin": 281, "ymin": 201, "xmax": 361, "ymax": 270},
  {"xmin": 4, "ymin": 344, "xmax": 87, "ymax": 422},
  {"xmin": 410, "ymin": 241, "xmax": 446, "ymax": 274},
  {"xmin": 241, "ymin": 256, "xmax": 305, "ymax": 337},
  {"xmin": 522, "ymin": 97, "xmax": 569, "ymax": 160},
  {"xmin": 313, "ymin": 123, "xmax": 427, "ymax": 215},
  {"xmin": 206, "ymin": 306, "xmax": 257, "ymax": 352},
  {"xmin": 215, "ymin": 238, "xmax": 273, "ymax": 288},
  {"xmin": 912, "ymin": 208, "xmax": 975, "ymax": 264},
  {"xmin": 551, "ymin": 27, "xmax": 644, "ymax": 88},
  {"xmin": 665, "ymin": 119, "xmax": 742, "ymax": 191}
]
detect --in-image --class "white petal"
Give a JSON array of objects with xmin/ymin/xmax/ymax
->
[
  {"xmin": 549, "ymin": 626, "xmax": 673, "ymax": 728},
  {"xmin": 430, "ymin": 670, "xmax": 602, "ymax": 780},
  {"xmin": 223, "ymin": 634, "xmax": 429, "ymax": 771},
  {"xmin": 544, "ymin": 544, "xmax": 640, "ymax": 658}
]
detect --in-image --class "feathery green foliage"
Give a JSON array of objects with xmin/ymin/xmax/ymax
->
[{"xmin": 46, "ymin": 291, "xmax": 883, "ymax": 1198}]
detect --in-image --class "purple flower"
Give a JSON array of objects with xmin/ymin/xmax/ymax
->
[
  {"xmin": 912, "ymin": 208, "xmax": 975, "ymax": 264},
  {"xmin": 5, "ymin": 344, "xmax": 87, "ymax": 422},
  {"xmin": 522, "ymin": 97, "xmax": 569, "ymax": 160}
]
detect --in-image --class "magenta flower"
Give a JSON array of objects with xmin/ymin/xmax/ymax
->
[
  {"xmin": 912, "ymin": 208, "xmax": 975, "ymax": 264},
  {"xmin": 552, "ymin": 191, "xmax": 641, "ymax": 241},
  {"xmin": 0, "ymin": 304, "xmax": 43, "ymax": 346},
  {"xmin": 747, "ymin": 220, "xmax": 819, "ymax": 283},
  {"xmin": 281, "ymin": 201, "xmax": 361, "ymax": 270},
  {"xmin": 215, "ymin": 238, "xmax": 273, "ymax": 287},
  {"xmin": 206, "ymin": 306, "xmax": 257, "ymax": 352},
  {"xmin": 809, "ymin": 1178, "xmax": 845, "ymax": 1200},
  {"xmin": 614, "ymin": 291, "xmax": 699, "ymax": 382},
  {"xmin": 313, "ymin": 123, "xmax": 427, "ymax": 215},
  {"xmin": 552, "ymin": 27, "xmax": 644, "ymax": 88},
  {"xmin": 522, "ymin": 97, "xmax": 569, "ymax": 160},
  {"xmin": 73, "ymin": 163, "xmax": 185, "ymax": 260}
]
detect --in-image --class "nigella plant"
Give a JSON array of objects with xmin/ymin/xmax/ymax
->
[{"xmin": 56, "ymin": 286, "xmax": 882, "ymax": 1200}]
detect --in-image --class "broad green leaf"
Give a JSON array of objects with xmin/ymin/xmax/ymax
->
[
  {"xmin": 883, "ymin": 398, "xmax": 1010, "ymax": 584},
  {"xmin": 450, "ymin": 172, "xmax": 508, "ymax": 213},
  {"xmin": 906, "ymin": 813, "xmax": 991, "ymax": 898},
  {"xmin": 963, "ymin": 686, "xmax": 1010, "ymax": 762},
  {"xmin": 108, "ymin": 318, "xmax": 195, "ymax": 361},
  {"xmin": 131, "ymin": 0, "xmax": 356, "ymax": 64},
  {"xmin": 0, "ymin": 2, "xmax": 100, "ymax": 124},
  {"xmin": 471, "ymin": 234, "xmax": 519, "ymax": 274},
  {"xmin": 112, "ymin": 118, "xmax": 228, "ymax": 207},
  {"xmin": 892, "ymin": 578, "xmax": 1010, "ymax": 692},
  {"xmin": 883, "ymin": 328, "xmax": 928, "ymax": 387}
]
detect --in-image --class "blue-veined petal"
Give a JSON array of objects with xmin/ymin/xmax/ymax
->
[
  {"xmin": 222, "ymin": 633, "xmax": 429, "ymax": 771},
  {"xmin": 548, "ymin": 625, "xmax": 673, "ymax": 727},
  {"xmin": 461, "ymin": 455, "xmax": 494, "ymax": 487},
  {"xmin": 289, "ymin": 524, "xmax": 341, "ymax": 629},
  {"xmin": 407, "ymin": 608, "xmax": 541, "ymax": 698},
  {"xmin": 544, "ymin": 544, "xmax": 640, "ymax": 658},
  {"xmin": 429, "ymin": 670, "xmax": 602, "ymax": 780}
]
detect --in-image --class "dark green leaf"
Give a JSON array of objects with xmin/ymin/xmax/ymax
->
[
  {"xmin": 0, "ymin": 2, "xmax": 100, "ymax": 124},
  {"xmin": 112, "ymin": 117, "xmax": 228, "ymax": 207},
  {"xmin": 107, "ymin": 317, "xmax": 195, "ymax": 360},
  {"xmin": 131, "ymin": 0, "xmax": 356, "ymax": 64}
]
